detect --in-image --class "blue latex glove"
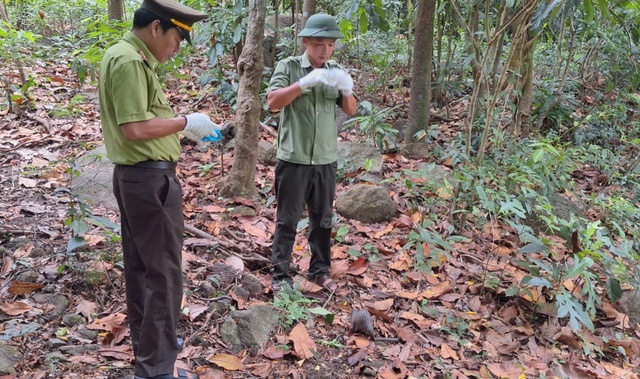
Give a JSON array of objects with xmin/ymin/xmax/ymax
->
[{"xmin": 201, "ymin": 129, "xmax": 222, "ymax": 143}]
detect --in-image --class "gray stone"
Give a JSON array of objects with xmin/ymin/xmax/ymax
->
[
  {"xmin": 47, "ymin": 338, "xmax": 68, "ymax": 348},
  {"xmin": 76, "ymin": 327, "xmax": 98, "ymax": 341},
  {"xmin": 336, "ymin": 184, "xmax": 396, "ymax": 224},
  {"xmin": 15, "ymin": 269, "xmax": 41, "ymax": 283},
  {"xmin": 33, "ymin": 293, "xmax": 70, "ymax": 321},
  {"xmin": 257, "ymin": 140, "xmax": 277, "ymax": 166},
  {"xmin": 414, "ymin": 162, "xmax": 458, "ymax": 187},
  {"xmin": 0, "ymin": 343, "xmax": 22, "ymax": 374},
  {"xmin": 230, "ymin": 285, "xmax": 250, "ymax": 302},
  {"xmin": 221, "ymin": 304, "xmax": 279, "ymax": 353},
  {"xmin": 44, "ymin": 351, "xmax": 68, "ymax": 366},
  {"xmin": 523, "ymin": 191, "xmax": 585, "ymax": 237},
  {"xmin": 240, "ymin": 273, "xmax": 263, "ymax": 296},
  {"xmin": 219, "ymin": 318, "xmax": 244, "ymax": 352},
  {"xmin": 208, "ymin": 263, "xmax": 238, "ymax": 288},
  {"xmin": 208, "ymin": 298, "xmax": 234, "ymax": 317},
  {"xmin": 355, "ymin": 173, "xmax": 388, "ymax": 189},
  {"xmin": 337, "ymin": 142, "xmax": 383, "ymax": 175},
  {"xmin": 72, "ymin": 144, "xmax": 117, "ymax": 211},
  {"xmin": 62, "ymin": 313, "xmax": 87, "ymax": 327},
  {"xmin": 59, "ymin": 344, "xmax": 101, "ymax": 355}
]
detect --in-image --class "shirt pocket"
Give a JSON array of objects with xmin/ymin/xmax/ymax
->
[
  {"xmin": 150, "ymin": 89, "xmax": 172, "ymax": 118},
  {"xmin": 293, "ymin": 92, "xmax": 311, "ymax": 112},
  {"xmin": 322, "ymin": 86, "xmax": 339, "ymax": 112}
]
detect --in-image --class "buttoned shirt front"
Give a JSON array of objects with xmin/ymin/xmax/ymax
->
[
  {"xmin": 267, "ymin": 53, "xmax": 344, "ymax": 165},
  {"xmin": 99, "ymin": 31, "xmax": 181, "ymax": 165}
]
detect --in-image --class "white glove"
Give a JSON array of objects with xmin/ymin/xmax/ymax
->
[
  {"xmin": 183, "ymin": 113, "xmax": 223, "ymax": 140},
  {"xmin": 324, "ymin": 69, "xmax": 342, "ymax": 87},
  {"xmin": 298, "ymin": 69, "xmax": 329, "ymax": 90},
  {"xmin": 335, "ymin": 70, "xmax": 354, "ymax": 96}
]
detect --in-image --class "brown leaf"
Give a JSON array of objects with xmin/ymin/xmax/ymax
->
[
  {"xmin": 346, "ymin": 257, "xmax": 368, "ymax": 276},
  {"xmin": 347, "ymin": 349, "xmax": 368, "ymax": 366},
  {"xmin": 0, "ymin": 301, "xmax": 33, "ymax": 316},
  {"xmin": 98, "ymin": 345, "xmax": 134, "ymax": 361},
  {"xmin": 75, "ymin": 300, "xmax": 96, "ymax": 321},
  {"xmin": 8, "ymin": 281, "xmax": 43, "ymax": 296},
  {"xmin": 248, "ymin": 362, "xmax": 272, "ymax": 378},
  {"xmin": 486, "ymin": 362, "xmax": 525, "ymax": 378},
  {"xmin": 188, "ymin": 303, "xmax": 208, "ymax": 321},
  {"xmin": 262, "ymin": 345, "xmax": 286, "ymax": 359},
  {"xmin": 440, "ymin": 343, "xmax": 458, "ymax": 360},
  {"xmin": 288, "ymin": 323, "xmax": 317, "ymax": 359},
  {"xmin": 373, "ymin": 298, "xmax": 394, "ymax": 311},
  {"xmin": 87, "ymin": 312, "xmax": 127, "ymax": 331},
  {"xmin": 389, "ymin": 251, "xmax": 412, "ymax": 272},
  {"xmin": 208, "ymin": 353, "xmax": 245, "ymax": 371}
]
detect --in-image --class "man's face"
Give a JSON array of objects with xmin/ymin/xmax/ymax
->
[
  {"xmin": 303, "ymin": 37, "xmax": 337, "ymax": 68},
  {"xmin": 148, "ymin": 21, "xmax": 184, "ymax": 63}
]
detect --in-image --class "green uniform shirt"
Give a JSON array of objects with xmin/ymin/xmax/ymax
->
[
  {"xmin": 99, "ymin": 32, "xmax": 180, "ymax": 165},
  {"xmin": 267, "ymin": 53, "xmax": 344, "ymax": 165}
]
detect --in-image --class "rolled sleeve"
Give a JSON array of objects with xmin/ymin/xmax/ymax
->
[{"xmin": 267, "ymin": 60, "xmax": 291, "ymax": 94}]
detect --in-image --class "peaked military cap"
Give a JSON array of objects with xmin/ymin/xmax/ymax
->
[{"xmin": 140, "ymin": 0, "xmax": 207, "ymax": 45}]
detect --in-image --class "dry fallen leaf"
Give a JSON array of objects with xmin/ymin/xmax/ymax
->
[
  {"xmin": 8, "ymin": 281, "xmax": 44, "ymax": 296},
  {"xmin": 87, "ymin": 312, "xmax": 127, "ymax": 331},
  {"xmin": 346, "ymin": 257, "xmax": 368, "ymax": 276},
  {"xmin": 0, "ymin": 301, "xmax": 33, "ymax": 316},
  {"xmin": 288, "ymin": 323, "xmax": 317, "ymax": 359},
  {"xmin": 208, "ymin": 353, "xmax": 245, "ymax": 371}
]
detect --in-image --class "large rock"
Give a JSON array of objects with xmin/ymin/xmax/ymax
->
[
  {"xmin": 524, "ymin": 191, "xmax": 585, "ymax": 238},
  {"xmin": 336, "ymin": 184, "xmax": 396, "ymax": 224},
  {"xmin": 72, "ymin": 144, "xmax": 117, "ymax": 211},
  {"xmin": 219, "ymin": 304, "xmax": 279, "ymax": 353},
  {"xmin": 337, "ymin": 142, "xmax": 383, "ymax": 175}
]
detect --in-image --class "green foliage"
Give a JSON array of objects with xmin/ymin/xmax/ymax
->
[
  {"xmin": 272, "ymin": 284, "xmax": 319, "ymax": 326},
  {"xmin": 197, "ymin": 0, "xmax": 247, "ymax": 67},
  {"xmin": 342, "ymin": 101, "xmax": 399, "ymax": 151},
  {"xmin": 57, "ymin": 162, "xmax": 121, "ymax": 253}
]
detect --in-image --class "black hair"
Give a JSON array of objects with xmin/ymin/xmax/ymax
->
[{"xmin": 132, "ymin": 8, "xmax": 175, "ymax": 32}]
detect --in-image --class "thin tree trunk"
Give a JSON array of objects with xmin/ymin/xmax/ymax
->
[
  {"xmin": 298, "ymin": 0, "xmax": 316, "ymax": 54},
  {"xmin": 405, "ymin": 0, "xmax": 437, "ymax": 145},
  {"xmin": 217, "ymin": 0, "xmax": 266, "ymax": 199},
  {"xmin": 534, "ymin": 18, "xmax": 576, "ymax": 132},
  {"xmin": 0, "ymin": 0, "xmax": 9, "ymax": 24}
]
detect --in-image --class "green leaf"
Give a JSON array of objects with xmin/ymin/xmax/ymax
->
[
  {"xmin": 583, "ymin": 0, "xmax": 594, "ymax": 23},
  {"xmin": 67, "ymin": 236, "xmax": 86, "ymax": 253},
  {"xmin": 308, "ymin": 307, "xmax": 334, "ymax": 324},
  {"xmin": 505, "ymin": 286, "xmax": 520, "ymax": 296},
  {"xmin": 519, "ymin": 243, "xmax": 547, "ymax": 254},
  {"xmin": 606, "ymin": 277, "xmax": 623, "ymax": 302},
  {"xmin": 71, "ymin": 219, "xmax": 90, "ymax": 236}
]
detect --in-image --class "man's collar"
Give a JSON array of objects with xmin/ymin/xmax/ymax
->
[
  {"xmin": 123, "ymin": 31, "xmax": 159, "ymax": 71},
  {"xmin": 301, "ymin": 52, "xmax": 312, "ymax": 69}
]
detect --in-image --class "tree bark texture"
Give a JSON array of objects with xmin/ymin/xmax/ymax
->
[
  {"xmin": 217, "ymin": 0, "xmax": 266, "ymax": 199},
  {"xmin": 108, "ymin": 0, "xmax": 124, "ymax": 21},
  {"xmin": 0, "ymin": 0, "xmax": 9, "ymax": 24},
  {"xmin": 298, "ymin": 0, "xmax": 316, "ymax": 53},
  {"xmin": 405, "ymin": 0, "xmax": 436, "ymax": 145}
]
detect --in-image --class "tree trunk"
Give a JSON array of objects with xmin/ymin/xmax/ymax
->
[
  {"xmin": 216, "ymin": 0, "xmax": 266, "ymax": 199},
  {"xmin": 405, "ymin": 0, "xmax": 436, "ymax": 145},
  {"xmin": 298, "ymin": 0, "xmax": 316, "ymax": 53},
  {"xmin": 108, "ymin": 0, "xmax": 124, "ymax": 21},
  {"xmin": 0, "ymin": 0, "xmax": 9, "ymax": 24}
]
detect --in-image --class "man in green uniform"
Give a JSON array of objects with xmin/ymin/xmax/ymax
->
[
  {"xmin": 267, "ymin": 13, "xmax": 357, "ymax": 292},
  {"xmin": 98, "ymin": 1, "xmax": 217, "ymax": 378}
]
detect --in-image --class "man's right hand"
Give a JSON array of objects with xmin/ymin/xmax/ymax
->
[
  {"xmin": 182, "ymin": 113, "xmax": 222, "ymax": 140},
  {"xmin": 298, "ymin": 69, "xmax": 329, "ymax": 90}
]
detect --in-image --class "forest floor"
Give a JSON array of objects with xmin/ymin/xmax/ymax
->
[{"xmin": 1, "ymin": 53, "xmax": 640, "ymax": 379}]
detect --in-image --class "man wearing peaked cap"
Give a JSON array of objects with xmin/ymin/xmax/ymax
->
[
  {"xmin": 267, "ymin": 13, "xmax": 357, "ymax": 294},
  {"xmin": 140, "ymin": 0, "xmax": 207, "ymax": 45},
  {"xmin": 98, "ymin": 1, "xmax": 218, "ymax": 378}
]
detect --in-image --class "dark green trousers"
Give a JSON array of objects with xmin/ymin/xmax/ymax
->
[
  {"xmin": 271, "ymin": 160, "xmax": 337, "ymax": 282},
  {"xmin": 113, "ymin": 164, "xmax": 184, "ymax": 378}
]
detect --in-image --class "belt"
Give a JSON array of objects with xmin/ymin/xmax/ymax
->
[{"xmin": 129, "ymin": 160, "xmax": 177, "ymax": 170}]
